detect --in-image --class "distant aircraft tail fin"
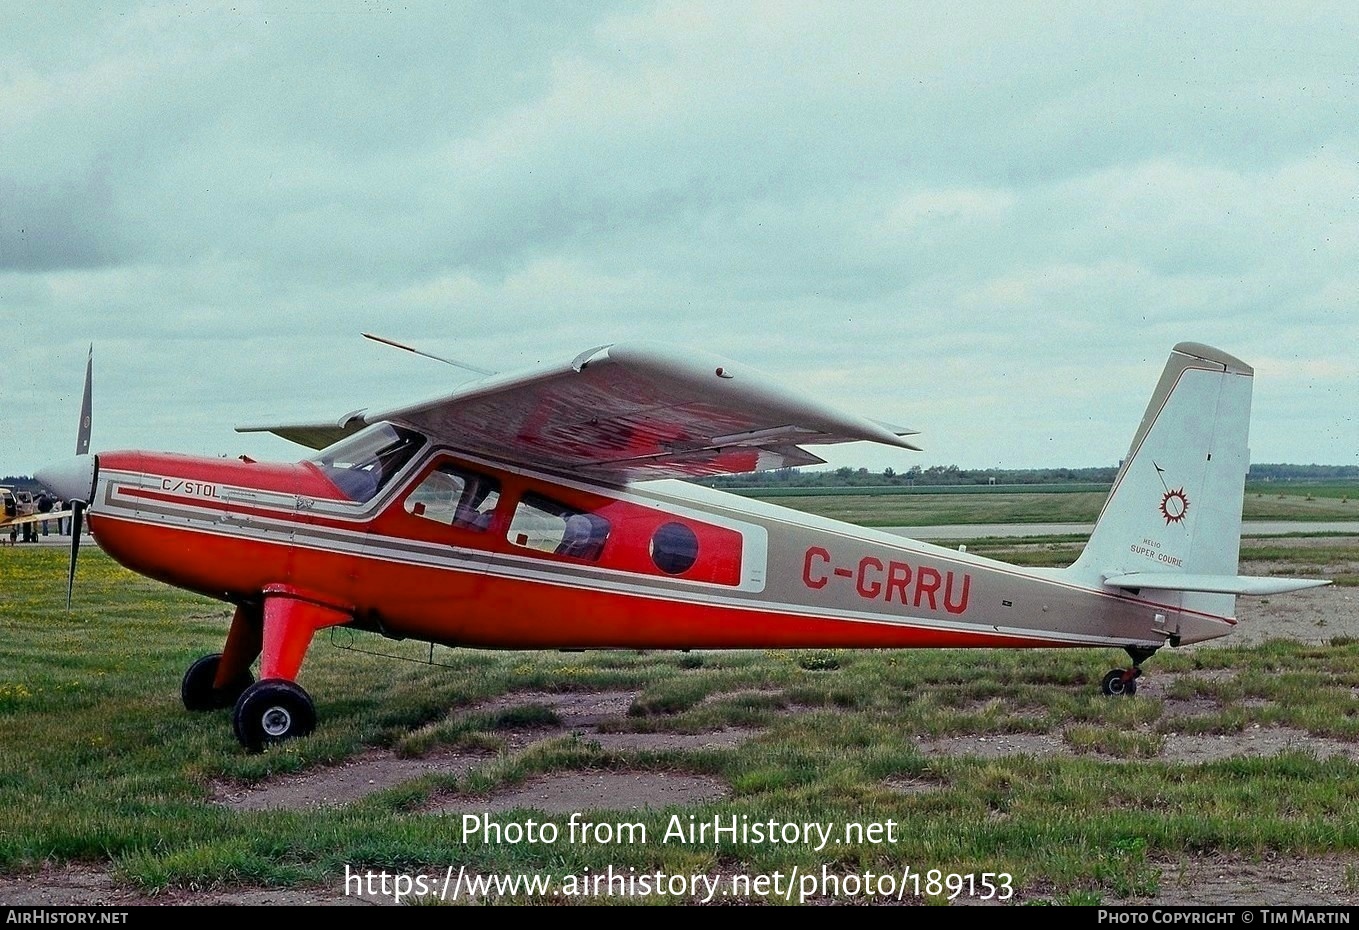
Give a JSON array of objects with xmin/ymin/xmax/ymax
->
[{"xmin": 1066, "ymin": 343, "xmax": 1257, "ymax": 619}]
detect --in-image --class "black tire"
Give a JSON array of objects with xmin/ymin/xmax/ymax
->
[
  {"xmin": 1101, "ymin": 669, "xmax": 1137, "ymax": 697},
  {"xmin": 233, "ymin": 679, "xmax": 316, "ymax": 752},
  {"xmin": 182, "ymin": 653, "xmax": 254, "ymax": 711}
]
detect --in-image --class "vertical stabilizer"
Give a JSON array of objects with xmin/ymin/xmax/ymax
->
[{"xmin": 1067, "ymin": 343, "xmax": 1254, "ymax": 618}]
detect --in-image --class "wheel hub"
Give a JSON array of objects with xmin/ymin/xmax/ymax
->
[{"xmin": 261, "ymin": 706, "xmax": 293, "ymax": 737}]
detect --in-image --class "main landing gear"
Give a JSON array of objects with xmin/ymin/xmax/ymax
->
[
  {"xmin": 182, "ymin": 657, "xmax": 317, "ymax": 750},
  {"xmin": 1101, "ymin": 646, "xmax": 1159, "ymax": 697},
  {"xmin": 181, "ymin": 586, "xmax": 351, "ymax": 752},
  {"xmin": 183, "ymin": 657, "xmax": 318, "ymax": 751}
]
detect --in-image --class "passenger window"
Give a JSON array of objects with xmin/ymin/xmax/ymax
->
[
  {"xmin": 507, "ymin": 494, "xmax": 610, "ymax": 561},
  {"xmin": 650, "ymin": 521, "xmax": 699, "ymax": 574},
  {"xmin": 404, "ymin": 465, "xmax": 500, "ymax": 531}
]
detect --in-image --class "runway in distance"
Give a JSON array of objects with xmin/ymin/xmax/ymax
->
[{"xmin": 35, "ymin": 340, "xmax": 1327, "ymax": 750}]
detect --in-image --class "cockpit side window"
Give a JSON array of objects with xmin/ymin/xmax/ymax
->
[
  {"xmin": 308, "ymin": 423, "xmax": 425, "ymax": 503},
  {"xmin": 404, "ymin": 464, "xmax": 501, "ymax": 531}
]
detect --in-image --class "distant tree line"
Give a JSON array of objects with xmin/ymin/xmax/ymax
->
[
  {"xmin": 700, "ymin": 464, "xmax": 1120, "ymax": 489},
  {"xmin": 1247, "ymin": 464, "xmax": 1359, "ymax": 481}
]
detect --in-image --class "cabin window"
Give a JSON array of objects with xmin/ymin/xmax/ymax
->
[
  {"xmin": 507, "ymin": 493, "xmax": 610, "ymax": 561},
  {"xmin": 404, "ymin": 465, "xmax": 500, "ymax": 531},
  {"xmin": 308, "ymin": 423, "xmax": 425, "ymax": 503},
  {"xmin": 650, "ymin": 521, "xmax": 699, "ymax": 575}
]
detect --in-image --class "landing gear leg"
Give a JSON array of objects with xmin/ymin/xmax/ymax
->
[
  {"xmin": 1101, "ymin": 646, "xmax": 1159, "ymax": 697},
  {"xmin": 229, "ymin": 585, "xmax": 351, "ymax": 752}
]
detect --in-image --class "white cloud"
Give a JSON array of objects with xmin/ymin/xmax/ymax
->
[{"xmin": 3, "ymin": 2, "xmax": 1358, "ymax": 475}]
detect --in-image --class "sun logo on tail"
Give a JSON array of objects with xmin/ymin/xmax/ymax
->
[{"xmin": 1160, "ymin": 488, "xmax": 1189, "ymax": 524}]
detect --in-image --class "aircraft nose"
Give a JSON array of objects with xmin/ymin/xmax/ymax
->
[{"xmin": 35, "ymin": 454, "xmax": 97, "ymax": 504}]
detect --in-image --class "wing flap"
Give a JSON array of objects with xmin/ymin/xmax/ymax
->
[
  {"xmin": 1103, "ymin": 572, "xmax": 1331, "ymax": 596},
  {"xmin": 578, "ymin": 443, "xmax": 827, "ymax": 478}
]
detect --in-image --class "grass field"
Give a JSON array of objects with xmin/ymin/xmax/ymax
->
[
  {"xmin": 962, "ymin": 536, "xmax": 1359, "ymax": 587},
  {"xmin": 737, "ymin": 482, "xmax": 1359, "ymax": 526},
  {"xmin": 3, "ymin": 526, "xmax": 1359, "ymax": 905}
]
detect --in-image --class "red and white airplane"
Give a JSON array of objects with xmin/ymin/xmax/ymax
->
[{"xmin": 36, "ymin": 340, "xmax": 1327, "ymax": 751}]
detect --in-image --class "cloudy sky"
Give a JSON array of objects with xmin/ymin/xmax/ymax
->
[{"xmin": 3, "ymin": 1, "xmax": 1356, "ymax": 479}]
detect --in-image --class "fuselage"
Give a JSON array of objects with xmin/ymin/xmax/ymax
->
[{"xmin": 82, "ymin": 438, "xmax": 1235, "ymax": 655}]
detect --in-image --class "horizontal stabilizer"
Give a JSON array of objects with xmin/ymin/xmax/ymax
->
[
  {"xmin": 1102, "ymin": 572, "xmax": 1331, "ymax": 596},
  {"xmin": 870, "ymin": 418, "xmax": 922, "ymax": 440}
]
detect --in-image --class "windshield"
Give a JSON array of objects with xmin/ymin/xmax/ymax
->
[{"xmin": 308, "ymin": 423, "xmax": 425, "ymax": 503}]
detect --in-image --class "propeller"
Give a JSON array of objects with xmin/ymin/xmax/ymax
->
[
  {"xmin": 66, "ymin": 500, "xmax": 84, "ymax": 609},
  {"xmin": 66, "ymin": 347, "xmax": 94, "ymax": 608},
  {"xmin": 35, "ymin": 346, "xmax": 94, "ymax": 609},
  {"xmin": 76, "ymin": 345, "xmax": 93, "ymax": 455}
]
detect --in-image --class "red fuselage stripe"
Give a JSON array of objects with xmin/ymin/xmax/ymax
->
[{"xmin": 90, "ymin": 513, "xmax": 1075, "ymax": 651}]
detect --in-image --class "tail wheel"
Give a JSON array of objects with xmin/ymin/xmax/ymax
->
[
  {"xmin": 181, "ymin": 653, "xmax": 254, "ymax": 711},
  {"xmin": 1101, "ymin": 669, "xmax": 1138, "ymax": 697},
  {"xmin": 233, "ymin": 679, "xmax": 316, "ymax": 752}
]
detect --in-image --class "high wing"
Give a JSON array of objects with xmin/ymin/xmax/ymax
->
[{"xmin": 238, "ymin": 341, "xmax": 921, "ymax": 481}]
